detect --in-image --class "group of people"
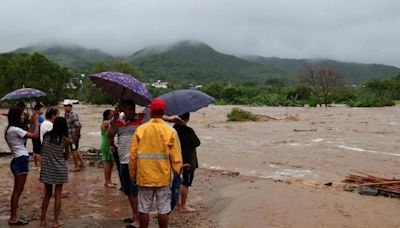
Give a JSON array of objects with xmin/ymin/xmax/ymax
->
[
  {"xmin": 5, "ymin": 99, "xmax": 82, "ymax": 227},
  {"xmin": 5, "ymin": 98, "xmax": 201, "ymax": 228}
]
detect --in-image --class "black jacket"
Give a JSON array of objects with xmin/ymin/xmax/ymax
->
[{"xmin": 173, "ymin": 124, "xmax": 201, "ymax": 169}]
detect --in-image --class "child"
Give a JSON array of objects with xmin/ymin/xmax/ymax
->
[
  {"xmin": 173, "ymin": 112, "xmax": 201, "ymax": 212},
  {"xmin": 32, "ymin": 103, "xmax": 45, "ymax": 168},
  {"xmin": 40, "ymin": 117, "xmax": 70, "ymax": 227},
  {"xmin": 100, "ymin": 109, "xmax": 115, "ymax": 188}
]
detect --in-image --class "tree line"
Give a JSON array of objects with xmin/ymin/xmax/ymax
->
[{"xmin": 1, "ymin": 53, "xmax": 399, "ymax": 107}]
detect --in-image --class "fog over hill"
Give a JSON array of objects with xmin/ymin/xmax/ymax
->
[{"xmin": 7, "ymin": 40, "xmax": 400, "ymax": 84}]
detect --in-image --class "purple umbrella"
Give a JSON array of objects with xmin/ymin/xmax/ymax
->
[
  {"xmin": 0, "ymin": 88, "xmax": 47, "ymax": 101},
  {"xmin": 89, "ymin": 71, "xmax": 152, "ymax": 106}
]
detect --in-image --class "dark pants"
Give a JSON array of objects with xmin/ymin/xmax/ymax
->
[{"xmin": 112, "ymin": 151, "xmax": 123, "ymax": 187}]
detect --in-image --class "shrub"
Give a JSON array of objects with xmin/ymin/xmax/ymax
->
[{"xmin": 227, "ymin": 107, "xmax": 259, "ymax": 121}]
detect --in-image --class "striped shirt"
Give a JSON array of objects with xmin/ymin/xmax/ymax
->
[{"xmin": 115, "ymin": 113, "xmax": 145, "ymax": 164}]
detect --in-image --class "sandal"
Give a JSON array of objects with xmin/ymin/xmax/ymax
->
[
  {"xmin": 69, "ymin": 168, "xmax": 81, "ymax": 172},
  {"xmin": 8, "ymin": 218, "xmax": 29, "ymax": 225}
]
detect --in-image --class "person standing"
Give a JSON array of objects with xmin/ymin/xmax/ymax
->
[
  {"xmin": 32, "ymin": 103, "xmax": 45, "ymax": 168},
  {"xmin": 129, "ymin": 98, "xmax": 182, "ymax": 228},
  {"xmin": 5, "ymin": 107, "xmax": 39, "ymax": 225},
  {"xmin": 107, "ymin": 100, "xmax": 144, "ymax": 228},
  {"xmin": 40, "ymin": 108, "xmax": 59, "ymax": 142},
  {"xmin": 39, "ymin": 117, "xmax": 70, "ymax": 227},
  {"xmin": 173, "ymin": 112, "xmax": 201, "ymax": 212},
  {"xmin": 63, "ymin": 99, "xmax": 84, "ymax": 171},
  {"xmin": 100, "ymin": 109, "xmax": 115, "ymax": 188},
  {"xmin": 108, "ymin": 99, "xmax": 184, "ymax": 228}
]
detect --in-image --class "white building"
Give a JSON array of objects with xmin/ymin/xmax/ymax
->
[{"xmin": 151, "ymin": 80, "xmax": 168, "ymax": 89}]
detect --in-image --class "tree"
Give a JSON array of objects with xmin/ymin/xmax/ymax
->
[
  {"xmin": 299, "ymin": 65, "xmax": 343, "ymax": 106},
  {"xmin": 0, "ymin": 53, "xmax": 72, "ymax": 105}
]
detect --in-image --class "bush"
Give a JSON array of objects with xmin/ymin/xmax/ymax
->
[{"xmin": 227, "ymin": 108, "xmax": 259, "ymax": 121}]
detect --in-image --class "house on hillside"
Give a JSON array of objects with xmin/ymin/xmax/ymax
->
[
  {"xmin": 66, "ymin": 74, "xmax": 84, "ymax": 89},
  {"xmin": 188, "ymin": 83, "xmax": 203, "ymax": 90},
  {"xmin": 151, "ymin": 80, "xmax": 168, "ymax": 89}
]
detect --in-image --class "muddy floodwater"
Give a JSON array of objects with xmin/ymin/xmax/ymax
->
[{"xmin": 1, "ymin": 104, "xmax": 400, "ymax": 227}]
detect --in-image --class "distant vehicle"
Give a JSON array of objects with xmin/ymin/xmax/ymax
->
[{"xmin": 63, "ymin": 99, "xmax": 80, "ymax": 105}]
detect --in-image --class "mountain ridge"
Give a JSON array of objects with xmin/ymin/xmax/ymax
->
[{"xmin": 7, "ymin": 41, "xmax": 400, "ymax": 83}]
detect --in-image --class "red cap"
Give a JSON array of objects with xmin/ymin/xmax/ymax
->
[{"xmin": 149, "ymin": 98, "xmax": 166, "ymax": 113}]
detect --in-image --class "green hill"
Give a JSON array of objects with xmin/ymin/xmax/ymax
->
[
  {"xmin": 8, "ymin": 41, "xmax": 400, "ymax": 84},
  {"xmin": 244, "ymin": 56, "xmax": 400, "ymax": 83},
  {"xmin": 127, "ymin": 40, "xmax": 287, "ymax": 83},
  {"xmin": 13, "ymin": 44, "xmax": 118, "ymax": 72}
]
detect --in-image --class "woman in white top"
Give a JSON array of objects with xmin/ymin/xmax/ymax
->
[
  {"xmin": 40, "ymin": 108, "xmax": 60, "ymax": 142},
  {"xmin": 5, "ymin": 107, "xmax": 39, "ymax": 225}
]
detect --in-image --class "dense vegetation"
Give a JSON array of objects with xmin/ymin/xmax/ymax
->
[
  {"xmin": 227, "ymin": 108, "xmax": 259, "ymax": 121},
  {"xmin": 14, "ymin": 45, "xmax": 118, "ymax": 73},
  {"xmin": 12, "ymin": 41, "xmax": 400, "ymax": 85},
  {"xmin": 201, "ymin": 74, "xmax": 400, "ymax": 107},
  {"xmin": 0, "ymin": 53, "xmax": 72, "ymax": 105},
  {"xmin": 2, "ymin": 41, "xmax": 400, "ymax": 108}
]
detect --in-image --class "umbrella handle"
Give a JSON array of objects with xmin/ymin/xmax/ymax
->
[{"xmin": 27, "ymin": 98, "xmax": 33, "ymax": 115}]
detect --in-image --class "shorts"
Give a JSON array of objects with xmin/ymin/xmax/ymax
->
[
  {"xmin": 120, "ymin": 164, "xmax": 138, "ymax": 196},
  {"xmin": 69, "ymin": 138, "xmax": 80, "ymax": 151},
  {"xmin": 10, "ymin": 156, "xmax": 29, "ymax": 176},
  {"xmin": 138, "ymin": 186, "xmax": 171, "ymax": 214},
  {"xmin": 32, "ymin": 138, "xmax": 41, "ymax": 154},
  {"xmin": 182, "ymin": 169, "xmax": 195, "ymax": 187}
]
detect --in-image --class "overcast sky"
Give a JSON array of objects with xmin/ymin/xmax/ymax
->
[{"xmin": 0, "ymin": 0, "xmax": 399, "ymax": 66}]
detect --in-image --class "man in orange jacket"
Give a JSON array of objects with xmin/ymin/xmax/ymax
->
[{"xmin": 129, "ymin": 98, "xmax": 182, "ymax": 228}]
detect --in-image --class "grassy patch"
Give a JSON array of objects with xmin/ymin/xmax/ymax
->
[{"xmin": 227, "ymin": 107, "xmax": 259, "ymax": 121}]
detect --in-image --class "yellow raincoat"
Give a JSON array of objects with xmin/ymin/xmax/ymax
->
[{"xmin": 129, "ymin": 118, "xmax": 182, "ymax": 187}]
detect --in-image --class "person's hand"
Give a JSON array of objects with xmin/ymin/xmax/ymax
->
[
  {"xmin": 111, "ymin": 108, "xmax": 119, "ymax": 121},
  {"xmin": 110, "ymin": 145, "xmax": 118, "ymax": 154},
  {"xmin": 182, "ymin": 163, "xmax": 191, "ymax": 170},
  {"xmin": 72, "ymin": 134, "xmax": 79, "ymax": 142},
  {"xmin": 167, "ymin": 115, "xmax": 185, "ymax": 124},
  {"xmin": 179, "ymin": 163, "xmax": 191, "ymax": 175}
]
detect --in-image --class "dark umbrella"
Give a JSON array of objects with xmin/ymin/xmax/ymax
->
[
  {"xmin": 158, "ymin": 89, "xmax": 215, "ymax": 116},
  {"xmin": 89, "ymin": 71, "xmax": 152, "ymax": 106},
  {"xmin": 0, "ymin": 87, "xmax": 47, "ymax": 114},
  {"xmin": 0, "ymin": 88, "xmax": 47, "ymax": 101}
]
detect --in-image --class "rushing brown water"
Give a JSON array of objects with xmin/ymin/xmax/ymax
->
[{"xmin": 2, "ymin": 104, "xmax": 399, "ymax": 181}]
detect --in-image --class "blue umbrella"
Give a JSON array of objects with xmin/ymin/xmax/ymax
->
[
  {"xmin": 89, "ymin": 71, "xmax": 152, "ymax": 106},
  {"xmin": 158, "ymin": 89, "xmax": 215, "ymax": 116},
  {"xmin": 0, "ymin": 88, "xmax": 47, "ymax": 101}
]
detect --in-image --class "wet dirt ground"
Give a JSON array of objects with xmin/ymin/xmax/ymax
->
[{"xmin": 1, "ymin": 104, "xmax": 400, "ymax": 227}]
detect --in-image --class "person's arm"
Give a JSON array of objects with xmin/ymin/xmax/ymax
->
[
  {"xmin": 107, "ymin": 110, "xmax": 119, "ymax": 148},
  {"xmin": 129, "ymin": 131, "xmax": 140, "ymax": 183},
  {"xmin": 63, "ymin": 138, "xmax": 71, "ymax": 160},
  {"xmin": 107, "ymin": 119, "xmax": 117, "ymax": 150},
  {"xmin": 163, "ymin": 115, "xmax": 185, "ymax": 125},
  {"xmin": 169, "ymin": 131, "xmax": 183, "ymax": 175},
  {"xmin": 25, "ymin": 114, "xmax": 39, "ymax": 139},
  {"xmin": 101, "ymin": 120, "xmax": 110, "ymax": 131},
  {"xmin": 73, "ymin": 113, "xmax": 81, "ymax": 141}
]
